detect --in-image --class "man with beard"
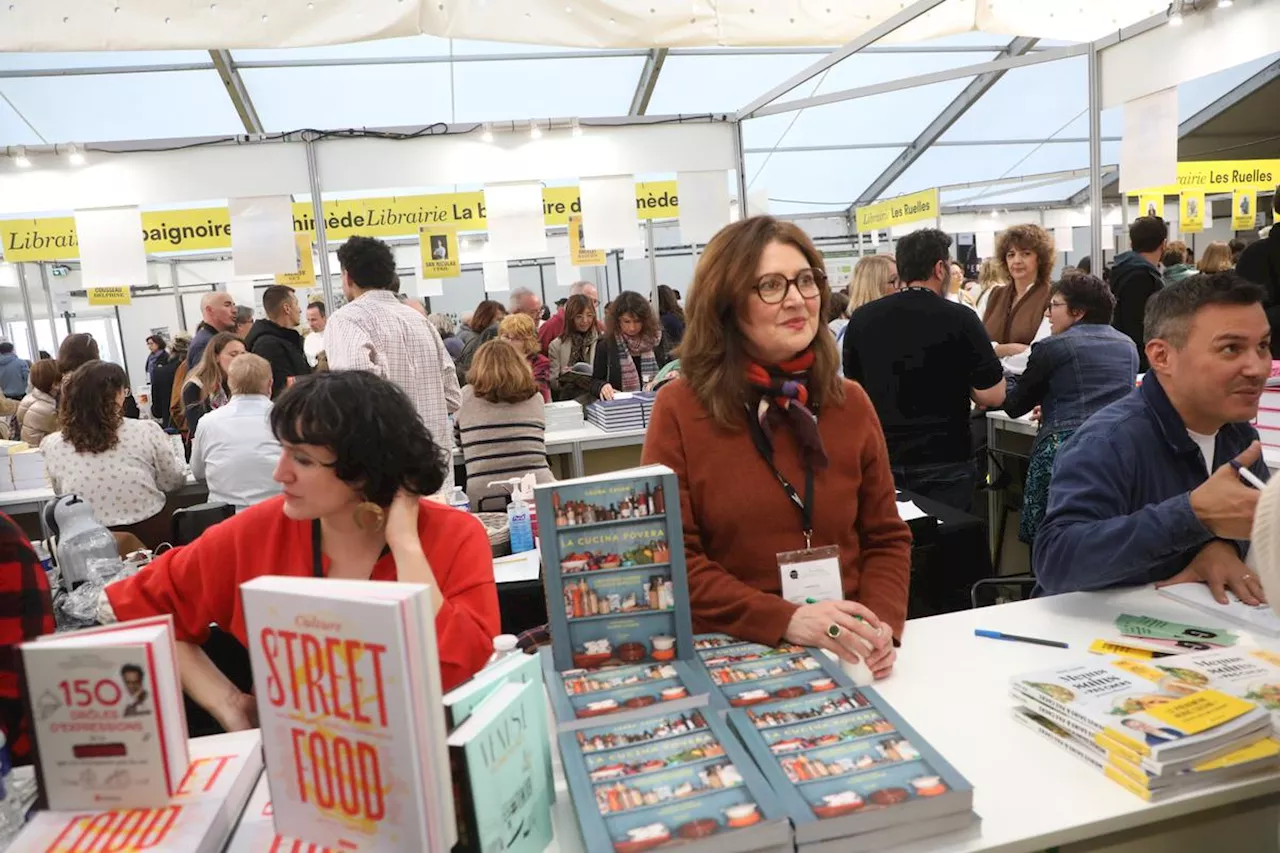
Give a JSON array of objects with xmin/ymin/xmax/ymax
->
[{"xmin": 1035, "ymin": 271, "xmax": 1271, "ymax": 603}]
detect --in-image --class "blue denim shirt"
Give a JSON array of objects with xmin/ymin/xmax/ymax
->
[
  {"xmin": 1033, "ymin": 372, "xmax": 1268, "ymax": 594},
  {"xmin": 1002, "ymin": 323, "xmax": 1139, "ymax": 435}
]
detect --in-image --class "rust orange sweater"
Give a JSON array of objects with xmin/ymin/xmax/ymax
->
[{"xmin": 640, "ymin": 378, "xmax": 912, "ymax": 645}]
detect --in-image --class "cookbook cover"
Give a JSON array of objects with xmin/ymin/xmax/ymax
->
[
  {"xmin": 542, "ymin": 651, "xmax": 713, "ymax": 732},
  {"xmin": 225, "ymin": 775, "xmax": 339, "ymax": 853},
  {"xmin": 559, "ymin": 709, "xmax": 791, "ymax": 853},
  {"xmin": 9, "ymin": 730, "xmax": 262, "ymax": 853}
]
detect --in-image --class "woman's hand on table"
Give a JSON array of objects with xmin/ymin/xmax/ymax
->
[
  {"xmin": 599, "ymin": 384, "xmax": 616, "ymax": 401},
  {"xmin": 783, "ymin": 600, "xmax": 890, "ymax": 665},
  {"xmin": 213, "ymin": 690, "xmax": 258, "ymax": 732}
]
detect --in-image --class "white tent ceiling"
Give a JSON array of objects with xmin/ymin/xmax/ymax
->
[{"xmin": 0, "ymin": 1, "xmax": 1275, "ymax": 218}]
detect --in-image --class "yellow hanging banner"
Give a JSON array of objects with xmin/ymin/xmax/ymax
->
[
  {"xmin": 568, "ymin": 214, "xmax": 606, "ymax": 267},
  {"xmin": 274, "ymin": 233, "xmax": 316, "ymax": 287},
  {"xmin": 1233, "ymin": 190, "xmax": 1258, "ymax": 231},
  {"xmin": 419, "ymin": 224, "xmax": 460, "ymax": 279},
  {"xmin": 1131, "ymin": 159, "xmax": 1279, "ymax": 195},
  {"xmin": 1180, "ymin": 192, "xmax": 1205, "ymax": 234},
  {"xmin": 1137, "ymin": 193, "xmax": 1164, "ymax": 220},
  {"xmin": 86, "ymin": 286, "xmax": 132, "ymax": 306},
  {"xmin": 854, "ymin": 188, "xmax": 939, "ymax": 233}
]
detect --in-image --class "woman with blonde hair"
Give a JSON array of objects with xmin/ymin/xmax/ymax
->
[
  {"xmin": 847, "ymin": 255, "xmax": 898, "ymax": 314},
  {"xmin": 966, "ymin": 257, "xmax": 1007, "ymax": 318},
  {"xmin": 457, "ymin": 340, "xmax": 555, "ymax": 508},
  {"xmin": 1198, "ymin": 241, "xmax": 1234, "ymax": 274},
  {"xmin": 498, "ymin": 313, "xmax": 551, "ymax": 402},
  {"xmin": 181, "ymin": 331, "xmax": 244, "ymax": 437},
  {"xmin": 641, "ymin": 216, "xmax": 909, "ymax": 676}
]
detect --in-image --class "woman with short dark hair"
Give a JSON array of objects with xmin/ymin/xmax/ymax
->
[
  {"xmin": 1000, "ymin": 272, "xmax": 1139, "ymax": 544},
  {"xmin": 17, "ymin": 359, "xmax": 59, "ymax": 446},
  {"xmin": 658, "ymin": 284, "xmax": 686, "ymax": 347},
  {"xmin": 592, "ymin": 291, "xmax": 673, "ymax": 400},
  {"xmin": 104, "ymin": 370, "xmax": 500, "ymax": 729},
  {"xmin": 548, "ymin": 294, "xmax": 599, "ymax": 402},
  {"xmin": 42, "ymin": 361, "xmax": 186, "ymax": 545},
  {"xmin": 145, "ymin": 334, "xmax": 169, "ymax": 381}
]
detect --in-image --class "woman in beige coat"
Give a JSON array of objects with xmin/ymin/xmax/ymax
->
[
  {"xmin": 16, "ymin": 358, "xmax": 58, "ymax": 446},
  {"xmin": 547, "ymin": 294, "xmax": 599, "ymax": 402}
]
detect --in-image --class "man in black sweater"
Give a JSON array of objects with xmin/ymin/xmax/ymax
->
[
  {"xmin": 1237, "ymin": 188, "xmax": 1280, "ymax": 356},
  {"xmin": 243, "ymin": 285, "xmax": 311, "ymax": 398},
  {"xmin": 1111, "ymin": 215, "xmax": 1168, "ymax": 371}
]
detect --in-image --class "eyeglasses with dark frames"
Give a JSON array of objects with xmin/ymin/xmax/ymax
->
[{"xmin": 754, "ymin": 268, "xmax": 826, "ymax": 304}]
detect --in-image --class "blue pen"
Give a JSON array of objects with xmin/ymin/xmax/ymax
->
[{"xmin": 975, "ymin": 629, "xmax": 1068, "ymax": 649}]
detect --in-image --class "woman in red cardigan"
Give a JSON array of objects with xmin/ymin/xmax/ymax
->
[
  {"xmin": 641, "ymin": 216, "xmax": 911, "ymax": 679},
  {"xmin": 105, "ymin": 371, "xmax": 499, "ymax": 731}
]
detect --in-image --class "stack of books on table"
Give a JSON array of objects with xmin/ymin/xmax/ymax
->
[
  {"xmin": 546, "ymin": 400, "xmax": 586, "ymax": 431},
  {"xmin": 586, "ymin": 392, "xmax": 656, "ymax": 432},
  {"xmin": 0, "ymin": 440, "xmax": 46, "ymax": 491},
  {"xmin": 1012, "ymin": 657, "xmax": 1280, "ymax": 801},
  {"xmin": 9, "ymin": 730, "xmax": 263, "ymax": 853}
]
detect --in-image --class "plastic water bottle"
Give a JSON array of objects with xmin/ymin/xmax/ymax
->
[
  {"xmin": 487, "ymin": 634, "xmax": 519, "ymax": 666},
  {"xmin": 447, "ymin": 487, "xmax": 471, "ymax": 514},
  {"xmin": 507, "ymin": 494, "xmax": 535, "ymax": 555}
]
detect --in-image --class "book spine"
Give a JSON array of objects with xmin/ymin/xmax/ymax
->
[
  {"xmin": 449, "ymin": 743, "xmax": 482, "ymax": 853},
  {"xmin": 1012, "ymin": 708, "xmax": 1107, "ymax": 773},
  {"xmin": 1009, "ymin": 684, "xmax": 1107, "ymax": 740}
]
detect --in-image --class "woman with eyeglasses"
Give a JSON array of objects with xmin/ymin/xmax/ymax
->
[
  {"xmin": 641, "ymin": 216, "xmax": 910, "ymax": 679},
  {"xmin": 592, "ymin": 291, "xmax": 673, "ymax": 401},
  {"xmin": 999, "ymin": 272, "xmax": 1138, "ymax": 545}
]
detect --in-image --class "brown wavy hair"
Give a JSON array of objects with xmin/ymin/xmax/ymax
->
[
  {"xmin": 470, "ymin": 300, "xmax": 506, "ymax": 333},
  {"xmin": 186, "ymin": 332, "xmax": 243, "ymax": 404},
  {"xmin": 605, "ymin": 291, "xmax": 660, "ymax": 341},
  {"xmin": 680, "ymin": 216, "xmax": 843, "ymax": 430},
  {"xmin": 57, "ymin": 332, "xmax": 99, "ymax": 377},
  {"xmin": 468, "ymin": 340, "xmax": 538, "ymax": 404},
  {"xmin": 996, "ymin": 223, "xmax": 1055, "ymax": 286},
  {"xmin": 58, "ymin": 360, "xmax": 128, "ymax": 454}
]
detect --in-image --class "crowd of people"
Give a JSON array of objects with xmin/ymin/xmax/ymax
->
[{"xmin": 2, "ymin": 193, "xmax": 1279, "ymax": 753}]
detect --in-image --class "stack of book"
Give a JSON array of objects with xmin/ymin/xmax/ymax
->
[
  {"xmin": 241, "ymin": 576, "xmax": 455, "ymax": 852},
  {"xmin": 9, "ymin": 730, "xmax": 262, "ymax": 853},
  {"xmin": 0, "ymin": 441, "xmax": 47, "ymax": 492},
  {"xmin": 545, "ymin": 400, "xmax": 586, "ymax": 432},
  {"xmin": 586, "ymin": 392, "xmax": 656, "ymax": 432},
  {"xmin": 694, "ymin": 634, "xmax": 848, "ymax": 712},
  {"xmin": 536, "ymin": 466, "xmax": 715, "ymax": 731},
  {"xmin": 728, "ymin": 687, "xmax": 976, "ymax": 852},
  {"xmin": 1011, "ymin": 658, "xmax": 1280, "ymax": 800}
]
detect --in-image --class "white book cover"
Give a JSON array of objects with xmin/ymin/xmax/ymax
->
[
  {"xmin": 9, "ymin": 729, "xmax": 262, "ymax": 853},
  {"xmin": 226, "ymin": 775, "xmax": 337, "ymax": 853},
  {"xmin": 241, "ymin": 576, "xmax": 454, "ymax": 853},
  {"xmin": 22, "ymin": 616, "xmax": 188, "ymax": 810},
  {"xmin": 1157, "ymin": 584, "xmax": 1280, "ymax": 637}
]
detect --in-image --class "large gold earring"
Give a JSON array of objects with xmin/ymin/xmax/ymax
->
[{"xmin": 353, "ymin": 502, "xmax": 386, "ymax": 532}]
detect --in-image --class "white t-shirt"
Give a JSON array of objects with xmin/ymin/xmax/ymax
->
[{"xmin": 1188, "ymin": 428, "xmax": 1218, "ymax": 474}]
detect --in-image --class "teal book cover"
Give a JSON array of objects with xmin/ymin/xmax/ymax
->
[
  {"xmin": 448, "ymin": 680, "xmax": 554, "ymax": 853},
  {"xmin": 693, "ymin": 632, "xmax": 851, "ymax": 713}
]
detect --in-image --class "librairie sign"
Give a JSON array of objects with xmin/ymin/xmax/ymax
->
[
  {"xmin": 854, "ymin": 188, "xmax": 939, "ymax": 233},
  {"xmin": 0, "ymin": 181, "xmax": 680, "ymax": 263},
  {"xmin": 1128, "ymin": 159, "xmax": 1279, "ymax": 197}
]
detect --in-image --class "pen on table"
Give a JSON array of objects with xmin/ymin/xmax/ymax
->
[
  {"xmin": 1229, "ymin": 459, "xmax": 1267, "ymax": 490},
  {"xmin": 975, "ymin": 629, "xmax": 1069, "ymax": 649}
]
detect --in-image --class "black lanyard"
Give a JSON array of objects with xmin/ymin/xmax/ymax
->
[
  {"xmin": 746, "ymin": 408, "xmax": 817, "ymax": 549},
  {"xmin": 310, "ymin": 519, "xmax": 391, "ymax": 578}
]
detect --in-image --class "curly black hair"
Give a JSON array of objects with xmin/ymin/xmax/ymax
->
[
  {"xmin": 336, "ymin": 235, "xmax": 397, "ymax": 291},
  {"xmin": 270, "ymin": 371, "xmax": 446, "ymax": 506}
]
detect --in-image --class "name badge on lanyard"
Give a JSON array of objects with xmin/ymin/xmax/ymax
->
[{"xmin": 778, "ymin": 545, "xmax": 843, "ymax": 605}]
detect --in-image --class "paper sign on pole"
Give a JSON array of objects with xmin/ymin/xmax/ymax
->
[
  {"xmin": 87, "ymin": 286, "xmax": 132, "ymax": 306},
  {"xmin": 484, "ymin": 182, "xmax": 548, "ymax": 259},
  {"xmin": 1053, "ymin": 227, "xmax": 1074, "ymax": 254},
  {"xmin": 420, "ymin": 278, "xmax": 444, "ymax": 297},
  {"xmin": 567, "ymin": 214, "xmax": 606, "ymax": 266},
  {"xmin": 854, "ymin": 188, "xmax": 939, "ymax": 233},
  {"xmin": 554, "ymin": 255, "xmax": 579, "ymax": 288},
  {"xmin": 580, "ymin": 175, "xmax": 643, "ymax": 251},
  {"xmin": 74, "ymin": 206, "xmax": 147, "ymax": 288},
  {"xmin": 1233, "ymin": 190, "xmax": 1258, "ymax": 231},
  {"xmin": 1137, "ymin": 193, "xmax": 1164, "ymax": 220},
  {"xmin": 483, "ymin": 260, "xmax": 510, "ymax": 293},
  {"xmin": 975, "ymin": 231, "xmax": 996, "ymax": 258},
  {"xmin": 419, "ymin": 224, "xmax": 460, "ymax": 279},
  {"xmin": 229, "ymin": 195, "xmax": 296, "ymax": 276},
  {"xmin": 677, "ymin": 170, "xmax": 729, "ymax": 245},
  {"xmin": 1120, "ymin": 87, "xmax": 1178, "ymax": 194},
  {"xmin": 274, "ymin": 233, "xmax": 316, "ymax": 287},
  {"xmin": 1180, "ymin": 192, "xmax": 1205, "ymax": 234}
]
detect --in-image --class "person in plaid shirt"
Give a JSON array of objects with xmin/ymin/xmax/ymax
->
[
  {"xmin": 327, "ymin": 236, "xmax": 461, "ymax": 492},
  {"xmin": 0, "ymin": 512, "xmax": 55, "ymax": 765}
]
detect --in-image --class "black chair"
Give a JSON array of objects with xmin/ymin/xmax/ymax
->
[{"xmin": 169, "ymin": 501, "xmax": 235, "ymax": 547}]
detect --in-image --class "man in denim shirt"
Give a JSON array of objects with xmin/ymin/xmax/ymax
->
[{"xmin": 1035, "ymin": 271, "xmax": 1271, "ymax": 605}]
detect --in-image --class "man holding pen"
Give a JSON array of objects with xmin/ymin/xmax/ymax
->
[{"xmin": 1035, "ymin": 271, "xmax": 1271, "ymax": 605}]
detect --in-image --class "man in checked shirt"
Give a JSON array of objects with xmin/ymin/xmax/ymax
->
[{"xmin": 326, "ymin": 236, "xmax": 462, "ymax": 492}]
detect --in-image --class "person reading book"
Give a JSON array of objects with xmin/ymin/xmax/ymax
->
[
  {"xmin": 1035, "ymin": 272, "xmax": 1271, "ymax": 603},
  {"xmin": 102, "ymin": 371, "xmax": 500, "ymax": 731},
  {"xmin": 641, "ymin": 216, "xmax": 911, "ymax": 679}
]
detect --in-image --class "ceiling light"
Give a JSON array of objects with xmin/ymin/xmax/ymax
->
[
  {"xmin": 529, "ymin": 121, "xmax": 542, "ymax": 140},
  {"xmin": 480, "ymin": 123, "xmax": 494, "ymax": 143},
  {"xmin": 1218, "ymin": 0, "xmax": 1233, "ymax": 7},
  {"xmin": 11, "ymin": 146, "xmax": 31, "ymax": 168},
  {"xmin": 571, "ymin": 118, "xmax": 583, "ymax": 138},
  {"xmin": 66, "ymin": 143, "xmax": 86, "ymax": 166}
]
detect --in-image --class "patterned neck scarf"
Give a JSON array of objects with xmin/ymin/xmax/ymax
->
[
  {"xmin": 617, "ymin": 329, "xmax": 662, "ymax": 393},
  {"xmin": 744, "ymin": 350, "xmax": 828, "ymax": 470}
]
